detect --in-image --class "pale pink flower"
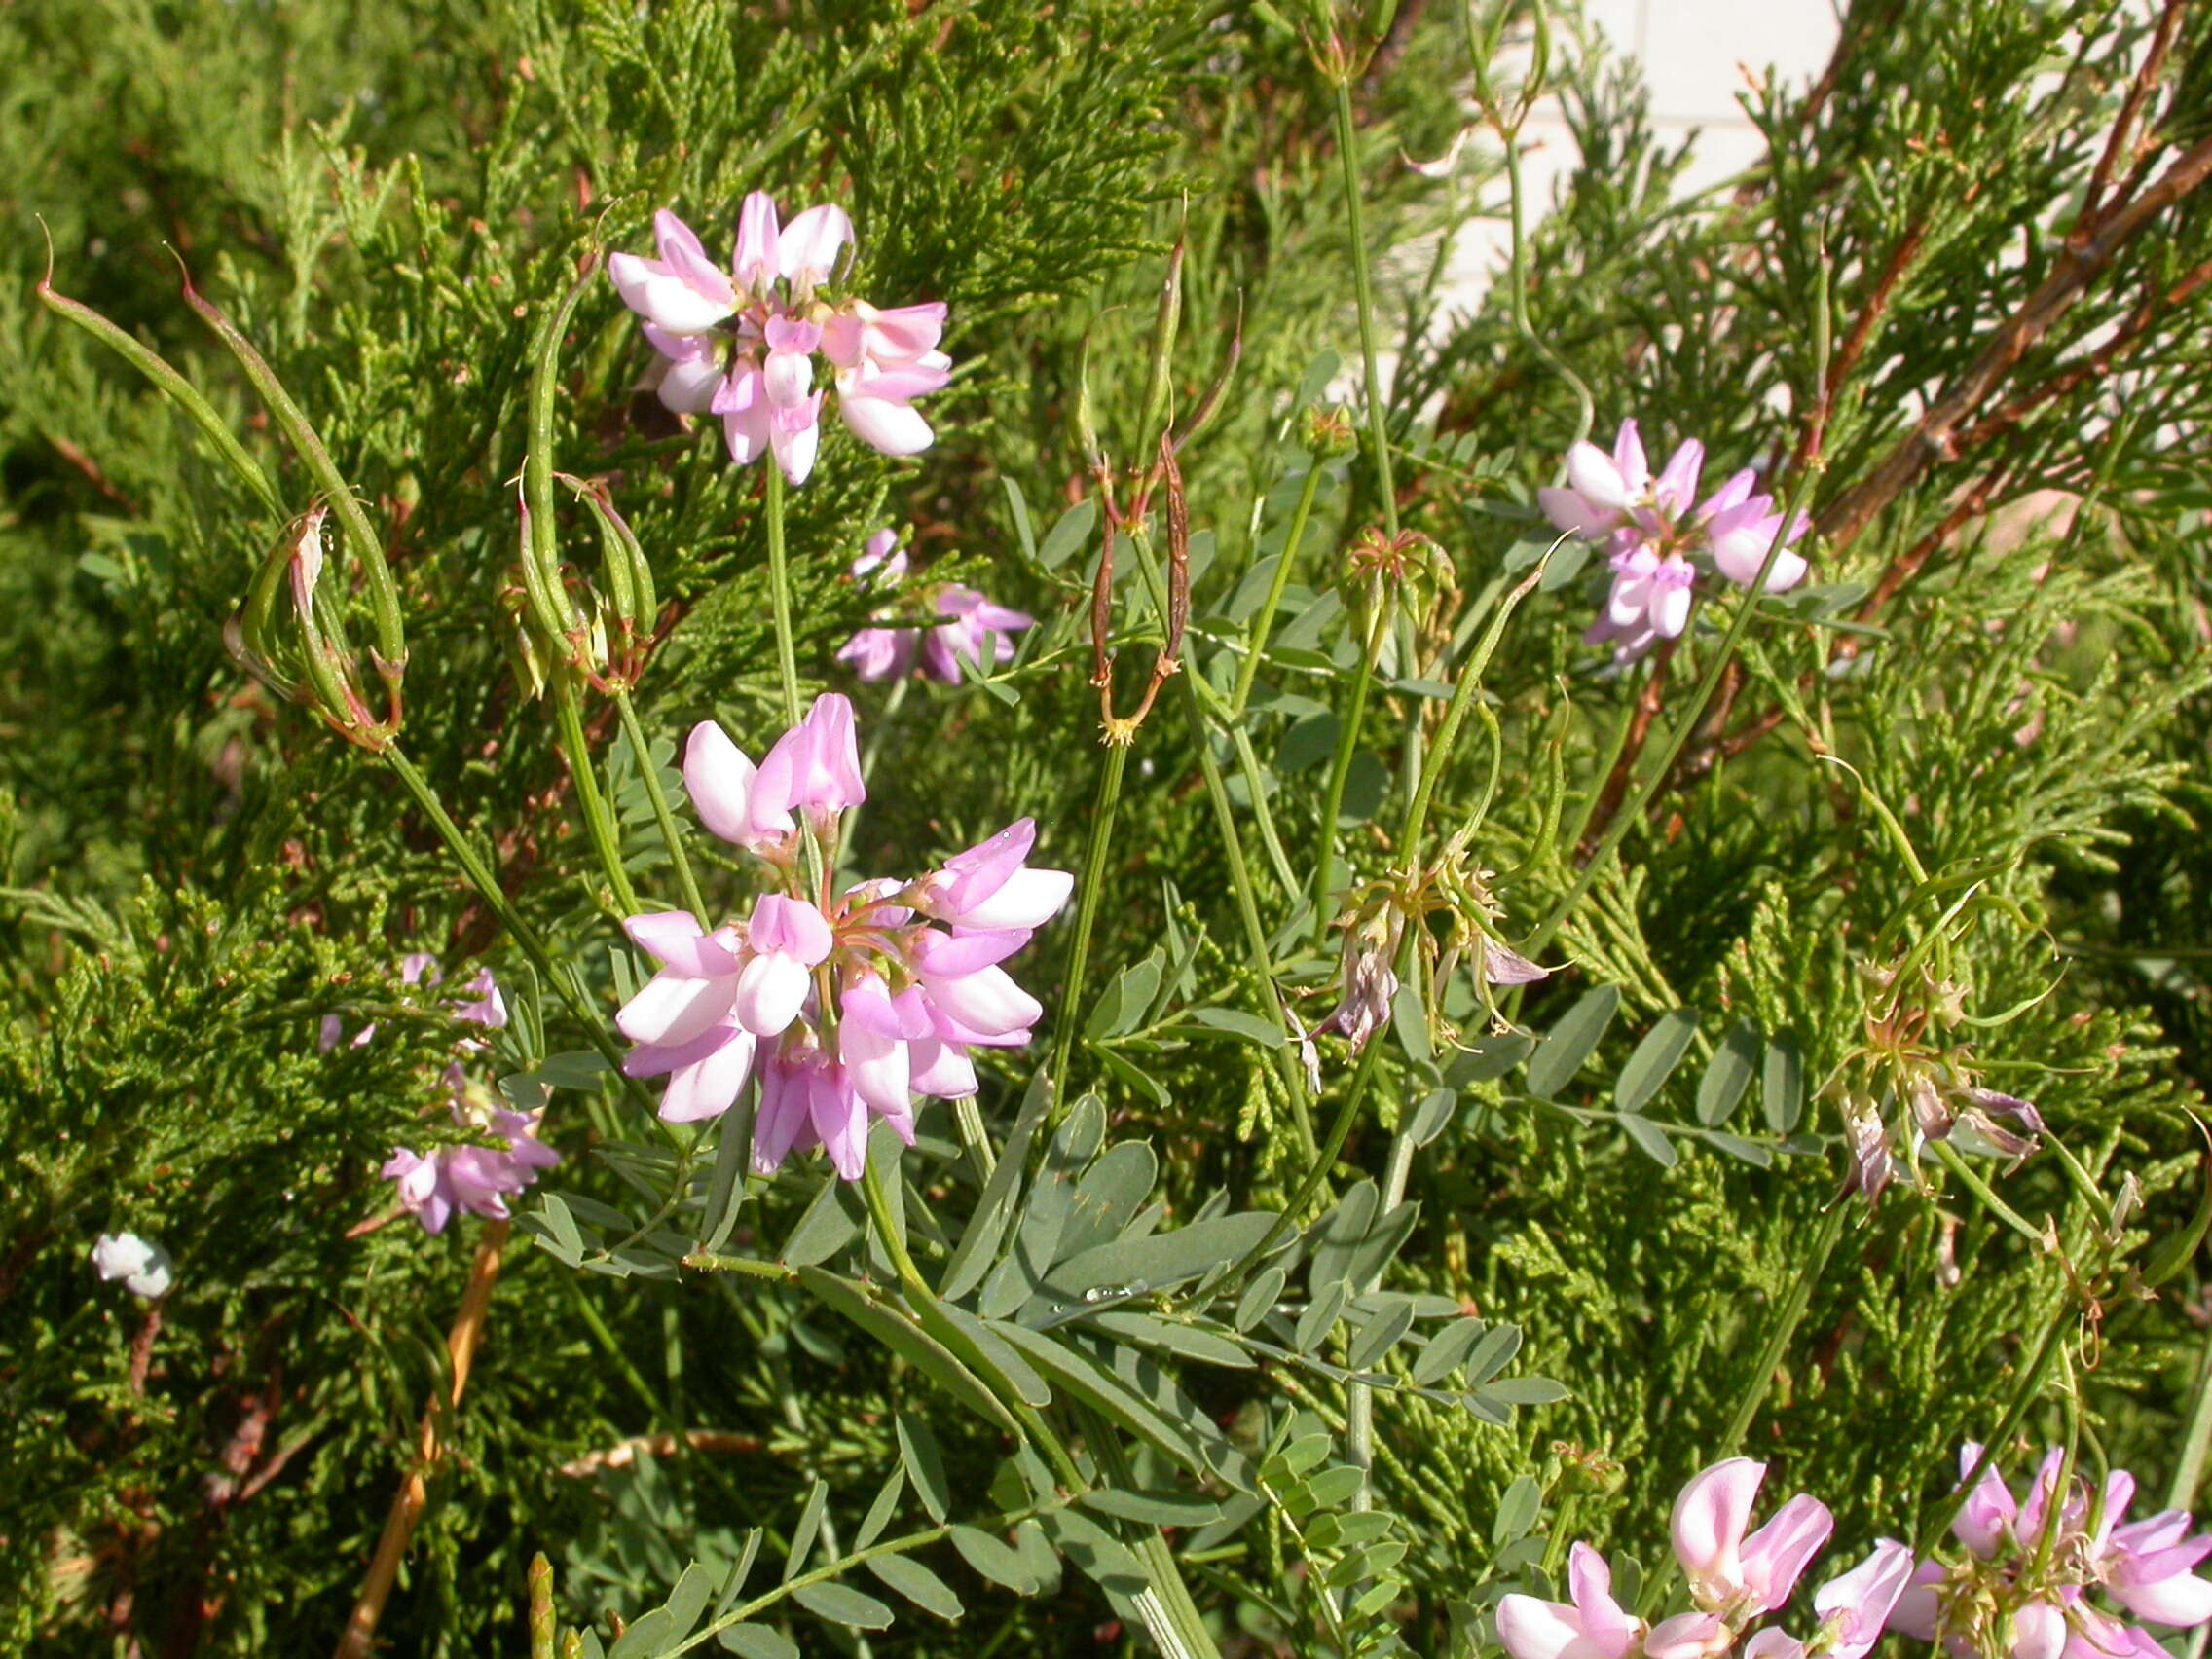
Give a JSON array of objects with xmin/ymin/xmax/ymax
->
[
  {"xmin": 613, "ymin": 195, "xmax": 951, "ymax": 482},
  {"xmin": 821, "ymin": 300, "xmax": 948, "ymax": 373},
  {"xmin": 1641, "ymin": 1612, "xmax": 1733, "ymax": 1659},
  {"xmin": 837, "ymin": 626, "xmax": 918, "ymax": 682},
  {"xmin": 778, "ymin": 203, "xmax": 854, "ymax": 296},
  {"xmin": 1496, "ymin": 1544, "xmax": 1646, "ymax": 1659},
  {"xmin": 644, "ymin": 327, "xmax": 726, "ymax": 414},
  {"xmin": 910, "ymin": 818, "xmax": 1074, "ymax": 932},
  {"xmin": 1673, "ymin": 1458, "xmax": 1835, "ymax": 1618},
  {"xmin": 616, "ymin": 698, "xmax": 1066, "ymax": 1177},
  {"xmin": 920, "ymin": 588, "xmax": 1035, "ymax": 683},
  {"xmin": 1810, "ymin": 1540, "xmax": 1918, "ymax": 1659},
  {"xmin": 383, "ymin": 1110, "xmax": 559, "ymax": 1235},
  {"xmin": 733, "ymin": 895, "xmax": 834, "ymax": 1036},
  {"xmin": 733, "ymin": 191, "xmax": 782, "ymax": 298},
  {"xmin": 1542, "ymin": 420, "xmax": 1812, "ymax": 660},
  {"xmin": 1700, "ymin": 469, "xmax": 1809, "ymax": 593},
  {"xmin": 851, "ymin": 528, "xmax": 910, "ymax": 586},
  {"xmin": 1585, "ymin": 543, "xmax": 1696, "ymax": 664},
  {"xmin": 609, "ymin": 209, "xmax": 738, "ymax": 336},
  {"xmin": 835, "ymin": 357, "xmax": 952, "ymax": 458},
  {"xmin": 835, "ymin": 530, "xmax": 1032, "ymax": 684},
  {"xmin": 2100, "ymin": 1505, "xmax": 2212, "ymax": 1625},
  {"xmin": 753, "ymin": 692, "xmax": 866, "ymax": 826}
]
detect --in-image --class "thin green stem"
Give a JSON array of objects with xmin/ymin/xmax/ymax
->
[
  {"xmin": 1122, "ymin": 525, "xmax": 1315, "ymax": 1154},
  {"xmin": 1313, "ymin": 584, "xmax": 1382, "ymax": 942},
  {"xmin": 383, "ymin": 746, "xmax": 649, "ymax": 1111},
  {"xmin": 1083, "ymin": 1409, "xmax": 1226, "ymax": 1659},
  {"xmin": 1932, "ymin": 1141, "xmax": 2048, "ymax": 1245},
  {"xmin": 1230, "ymin": 1026, "xmax": 1392, "ymax": 1286},
  {"xmin": 862, "ymin": 1157, "xmax": 934, "ymax": 1303},
  {"xmin": 763, "ymin": 464, "xmax": 802, "ymax": 728},
  {"xmin": 612, "ymin": 686, "xmax": 707, "ymax": 920},
  {"xmin": 1230, "ymin": 457, "xmax": 1328, "ymax": 718},
  {"xmin": 1921, "ymin": 1302, "xmax": 2074, "ymax": 1550},
  {"xmin": 1396, "ymin": 566, "xmax": 1543, "ymax": 859},
  {"xmin": 1051, "ymin": 742, "xmax": 1130, "ymax": 1093},
  {"xmin": 2168, "ymin": 1315, "xmax": 2212, "ymax": 1512},
  {"xmin": 1523, "ymin": 468, "xmax": 1819, "ymax": 960},
  {"xmin": 1333, "ymin": 80, "xmax": 1399, "ymax": 540},
  {"xmin": 1718, "ymin": 1198, "xmax": 1851, "ymax": 1452},
  {"xmin": 554, "ymin": 673, "xmax": 641, "ymax": 918},
  {"xmin": 1559, "ymin": 683, "xmax": 1644, "ymax": 864}
]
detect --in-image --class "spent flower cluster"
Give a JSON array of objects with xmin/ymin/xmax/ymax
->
[
  {"xmin": 1542, "ymin": 419, "xmax": 1810, "ymax": 662},
  {"xmin": 611, "ymin": 196, "xmax": 951, "ymax": 486},
  {"xmin": 615, "ymin": 693, "xmax": 1070, "ymax": 1180},
  {"xmin": 1828, "ymin": 961, "xmax": 2045, "ymax": 1204},
  {"xmin": 836, "ymin": 528, "xmax": 1036, "ymax": 684}
]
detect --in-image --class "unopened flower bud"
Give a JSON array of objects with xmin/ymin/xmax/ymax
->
[{"xmin": 1303, "ymin": 405, "xmax": 1357, "ymax": 457}]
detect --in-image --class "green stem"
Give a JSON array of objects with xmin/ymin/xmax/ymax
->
[
  {"xmin": 1313, "ymin": 584, "xmax": 1382, "ymax": 942},
  {"xmin": 1558, "ymin": 682, "xmax": 1644, "ymax": 864},
  {"xmin": 1230, "ymin": 457, "xmax": 1329, "ymax": 718},
  {"xmin": 2168, "ymin": 1315, "xmax": 2212, "ymax": 1512},
  {"xmin": 554, "ymin": 673, "xmax": 641, "ymax": 917},
  {"xmin": 1920, "ymin": 1300, "xmax": 2074, "ymax": 1550},
  {"xmin": 1932, "ymin": 1140, "xmax": 2048, "ymax": 1246},
  {"xmin": 1230, "ymin": 1026, "xmax": 1393, "ymax": 1285},
  {"xmin": 1051, "ymin": 742, "xmax": 1130, "ymax": 1093},
  {"xmin": 1333, "ymin": 79, "xmax": 1399, "ymax": 540},
  {"xmin": 763, "ymin": 464, "xmax": 802, "ymax": 728},
  {"xmin": 1396, "ymin": 566, "xmax": 1542, "ymax": 858},
  {"xmin": 1523, "ymin": 465, "xmax": 1819, "ymax": 960},
  {"xmin": 1099, "ymin": 1435, "xmax": 1226, "ymax": 1659},
  {"xmin": 1123, "ymin": 525, "xmax": 1315, "ymax": 1155},
  {"xmin": 612, "ymin": 686, "xmax": 707, "ymax": 920},
  {"xmin": 1718, "ymin": 1198, "xmax": 1851, "ymax": 1452},
  {"xmin": 383, "ymin": 745, "xmax": 648, "ymax": 1108}
]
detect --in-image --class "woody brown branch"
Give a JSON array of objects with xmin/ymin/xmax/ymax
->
[
  {"xmin": 2080, "ymin": 0, "xmax": 2189, "ymax": 225},
  {"xmin": 1791, "ymin": 218, "xmax": 1929, "ymax": 479},
  {"xmin": 333, "ymin": 1220, "xmax": 507, "ymax": 1659},
  {"xmin": 1815, "ymin": 129, "xmax": 2212, "ymax": 554}
]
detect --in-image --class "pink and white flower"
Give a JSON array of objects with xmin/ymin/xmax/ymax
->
[
  {"xmin": 1497, "ymin": 1544, "xmax": 1646, "ymax": 1659},
  {"xmin": 373, "ymin": 966, "xmax": 562, "ymax": 1235},
  {"xmin": 615, "ymin": 694, "xmax": 1071, "ymax": 1175},
  {"xmin": 1888, "ymin": 1446, "xmax": 2212, "ymax": 1659},
  {"xmin": 835, "ymin": 528, "xmax": 1033, "ymax": 685},
  {"xmin": 1542, "ymin": 419, "xmax": 1812, "ymax": 663},
  {"xmin": 611, "ymin": 196, "xmax": 952, "ymax": 484},
  {"xmin": 1672, "ymin": 1458, "xmax": 1835, "ymax": 1619}
]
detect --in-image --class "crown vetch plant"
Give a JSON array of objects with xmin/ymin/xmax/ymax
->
[{"xmin": 8, "ymin": 0, "xmax": 2212, "ymax": 1656}]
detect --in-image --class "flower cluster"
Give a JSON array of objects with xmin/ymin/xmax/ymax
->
[
  {"xmin": 1497, "ymin": 1458, "xmax": 1909, "ymax": 1659},
  {"xmin": 1892, "ymin": 1443, "xmax": 2212, "ymax": 1659},
  {"xmin": 835, "ymin": 528, "xmax": 1035, "ymax": 684},
  {"xmin": 1541, "ymin": 420, "xmax": 1810, "ymax": 663},
  {"xmin": 615, "ymin": 693, "xmax": 1070, "ymax": 1180},
  {"xmin": 610, "ymin": 196, "xmax": 951, "ymax": 486},
  {"xmin": 371, "ymin": 966, "xmax": 561, "ymax": 1235}
]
